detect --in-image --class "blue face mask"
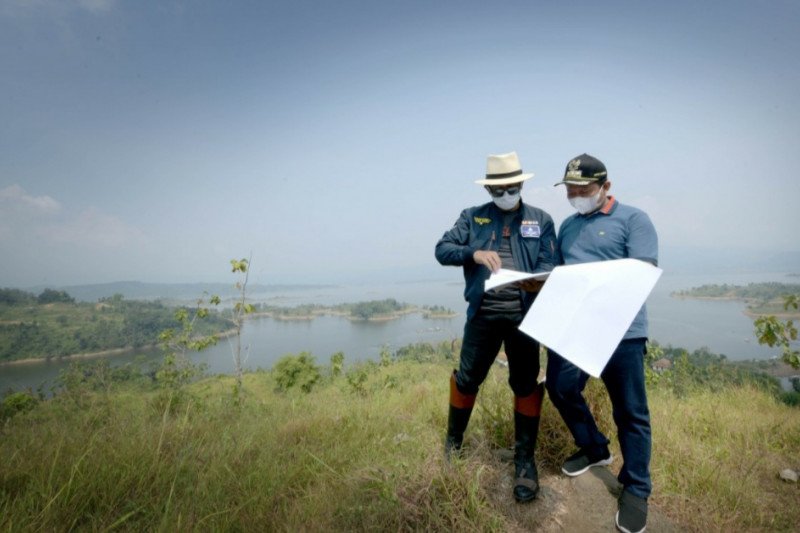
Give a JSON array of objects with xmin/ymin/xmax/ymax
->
[{"xmin": 492, "ymin": 190, "xmax": 521, "ymax": 210}]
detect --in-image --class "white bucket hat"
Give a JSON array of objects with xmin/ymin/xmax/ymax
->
[{"xmin": 474, "ymin": 151, "xmax": 534, "ymax": 186}]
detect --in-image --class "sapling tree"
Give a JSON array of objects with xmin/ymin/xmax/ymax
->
[
  {"xmin": 157, "ymin": 257, "xmax": 254, "ymax": 407},
  {"xmin": 157, "ymin": 296, "xmax": 216, "ymax": 411},
  {"xmin": 754, "ymin": 295, "xmax": 799, "ymax": 369},
  {"xmin": 226, "ymin": 257, "xmax": 256, "ymax": 398}
]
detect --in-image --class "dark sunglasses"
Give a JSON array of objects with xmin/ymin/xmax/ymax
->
[{"xmin": 486, "ymin": 185, "xmax": 521, "ymax": 198}]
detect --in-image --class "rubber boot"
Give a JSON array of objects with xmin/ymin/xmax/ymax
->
[
  {"xmin": 513, "ymin": 384, "xmax": 544, "ymax": 502},
  {"xmin": 445, "ymin": 371, "xmax": 476, "ymax": 460}
]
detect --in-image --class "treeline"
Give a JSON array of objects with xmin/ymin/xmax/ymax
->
[
  {"xmin": 672, "ymin": 282, "xmax": 800, "ymax": 301},
  {"xmin": 257, "ymin": 303, "xmax": 327, "ymax": 318},
  {"xmin": 0, "ymin": 288, "xmax": 230, "ymax": 363},
  {"xmin": 647, "ymin": 343, "xmax": 797, "ymax": 405},
  {"xmin": 421, "ymin": 305, "xmax": 456, "ymax": 317},
  {"xmin": 259, "ymin": 298, "xmax": 413, "ymax": 320},
  {"xmin": 0, "ymin": 288, "xmax": 75, "ymax": 305},
  {"xmin": 348, "ymin": 298, "xmax": 406, "ymax": 320}
]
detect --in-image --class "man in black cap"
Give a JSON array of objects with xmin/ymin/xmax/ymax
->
[
  {"xmin": 547, "ymin": 153, "xmax": 658, "ymax": 533},
  {"xmin": 435, "ymin": 151, "xmax": 557, "ymax": 503}
]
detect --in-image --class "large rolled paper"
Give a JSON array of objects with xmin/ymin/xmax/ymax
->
[{"xmin": 519, "ymin": 258, "xmax": 662, "ymax": 377}]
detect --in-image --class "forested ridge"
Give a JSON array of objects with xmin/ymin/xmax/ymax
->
[{"xmin": 0, "ymin": 288, "xmax": 231, "ymax": 363}]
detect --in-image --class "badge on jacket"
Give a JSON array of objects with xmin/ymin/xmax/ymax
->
[{"xmin": 520, "ymin": 220, "xmax": 540, "ymax": 238}]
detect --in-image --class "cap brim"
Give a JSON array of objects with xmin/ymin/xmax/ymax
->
[
  {"xmin": 553, "ymin": 178, "xmax": 600, "ymax": 187},
  {"xmin": 475, "ymin": 173, "xmax": 533, "ymax": 186}
]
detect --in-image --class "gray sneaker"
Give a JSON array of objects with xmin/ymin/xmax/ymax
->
[
  {"xmin": 561, "ymin": 448, "xmax": 613, "ymax": 476},
  {"xmin": 615, "ymin": 490, "xmax": 647, "ymax": 533}
]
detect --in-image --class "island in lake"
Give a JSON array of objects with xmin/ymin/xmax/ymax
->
[
  {"xmin": 671, "ymin": 282, "xmax": 800, "ymax": 318},
  {"xmin": 256, "ymin": 299, "xmax": 458, "ymax": 321}
]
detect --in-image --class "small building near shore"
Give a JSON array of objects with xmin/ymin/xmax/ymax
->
[{"xmin": 652, "ymin": 358, "xmax": 672, "ymax": 373}]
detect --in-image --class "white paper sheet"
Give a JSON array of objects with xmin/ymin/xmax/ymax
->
[
  {"xmin": 484, "ymin": 268, "xmax": 551, "ymax": 292},
  {"xmin": 519, "ymin": 258, "xmax": 662, "ymax": 377}
]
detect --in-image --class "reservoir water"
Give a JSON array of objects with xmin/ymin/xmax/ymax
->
[{"xmin": 2, "ymin": 270, "xmax": 798, "ymax": 393}]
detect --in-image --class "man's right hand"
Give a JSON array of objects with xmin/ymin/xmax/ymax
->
[{"xmin": 473, "ymin": 250, "xmax": 501, "ymax": 273}]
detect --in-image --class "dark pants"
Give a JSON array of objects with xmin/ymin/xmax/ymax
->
[
  {"xmin": 546, "ymin": 338, "xmax": 652, "ymax": 499},
  {"xmin": 455, "ymin": 313, "xmax": 540, "ymax": 398}
]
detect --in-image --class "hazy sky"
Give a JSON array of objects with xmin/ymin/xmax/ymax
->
[{"xmin": 2, "ymin": 0, "xmax": 799, "ymax": 288}]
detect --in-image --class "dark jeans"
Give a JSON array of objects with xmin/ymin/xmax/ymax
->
[
  {"xmin": 546, "ymin": 338, "xmax": 652, "ymax": 499},
  {"xmin": 455, "ymin": 313, "xmax": 540, "ymax": 398}
]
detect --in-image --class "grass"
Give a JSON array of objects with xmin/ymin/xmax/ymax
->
[
  {"xmin": 650, "ymin": 385, "xmax": 800, "ymax": 531},
  {"xmin": 1, "ymin": 356, "xmax": 799, "ymax": 531}
]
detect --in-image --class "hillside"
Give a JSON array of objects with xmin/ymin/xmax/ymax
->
[
  {"xmin": 1, "ymin": 345, "xmax": 798, "ymax": 531},
  {"xmin": 0, "ymin": 292, "xmax": 230, "ymax": 363}
]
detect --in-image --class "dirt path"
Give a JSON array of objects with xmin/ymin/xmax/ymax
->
[{"xmin": 480, "ymin": 451, "xmax": 681, "ymax": 532}]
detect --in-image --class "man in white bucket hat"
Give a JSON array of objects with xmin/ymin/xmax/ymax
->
[{"xmin": 435, "ymin": 151, "xmax": 557, "ymax": 502}]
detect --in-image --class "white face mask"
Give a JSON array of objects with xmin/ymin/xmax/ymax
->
[
  {"xmin": 569, "ymin": 188, "xmax": 605, "ymax": 214},
  {"xmin": 492, "ymin": 191, "xmax": 521, "ymax": 211}
]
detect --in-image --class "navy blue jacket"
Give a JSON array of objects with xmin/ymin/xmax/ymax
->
[{"xmin": 435, "ymin": 201, "xmax": 558, "ymax": 321}]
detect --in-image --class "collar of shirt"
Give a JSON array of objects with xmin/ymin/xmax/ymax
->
[{"xmin": 586, "ymin": 195, "xmax": 617, "ymax": 216}]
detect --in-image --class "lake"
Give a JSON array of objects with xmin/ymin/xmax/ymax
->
[{"xmin": 2, "ymin": 270, "xmax": 798, "ymax": 393}]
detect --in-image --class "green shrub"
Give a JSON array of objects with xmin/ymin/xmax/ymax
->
[
  {"xmin": 152, "ymin": 354, "xmax": 207, "ymax": 415},
  {"xmin": 781, "ymin": 390, "xmax": 800, "ymax": 407},
  {"xmin": 1, "ymin": 391, "xmax": 38, "ymax": 420},
  {"xmin": 330, "ymin": 351, "xmax": 345, "ymax": 377},
  {"xmin": 380, "ymin": 345, "xmax": 391, "ymax": 367},
  {"xmin": 56, "ymin": 361, "xmax": 115, "ymax": 407},
  {"xmin": 394, "ymin": 340, "xmax": 457, "ymax": 363},
  {"xmin": 273, "ymin": 352, "xmax": 320, "ymax": 393},
  {"xmin": 346, "ymin": 367, "xmax": 369, "ymax": 396}
]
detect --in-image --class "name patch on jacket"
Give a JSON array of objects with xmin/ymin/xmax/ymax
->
[
  {"xmin": 520, "ymin": 220, "xmax": 540, "ymax": 238},
  {"xmin": 474, "ymin": 216, "xmax": 491, "ymax": 225}
]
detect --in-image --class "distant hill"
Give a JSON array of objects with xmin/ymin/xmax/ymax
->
[{"xmin": 24, "ymin": 281, "xmax": 336, "ymax": 303}]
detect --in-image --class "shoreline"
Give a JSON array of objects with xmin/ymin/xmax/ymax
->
[
  {"xmin": 0, "ymin": 345, "xmax": 158, "ymax": 367},
  {"xmin": 423, "ymin": 313, "xmax": 459, "ymax": 319},
  {"xmin": 0, "ymin": 327, "xmax": 239, "ymax": 367}
]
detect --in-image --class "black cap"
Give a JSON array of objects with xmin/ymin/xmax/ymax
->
[{"xmin": 554, "ymin": 153, "xmax": 608, "ymax": 186}]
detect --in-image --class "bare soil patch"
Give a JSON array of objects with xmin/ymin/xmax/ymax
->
[{"xmin": 474, "ymin": 448, "xmax": 683, "ymax": 532}]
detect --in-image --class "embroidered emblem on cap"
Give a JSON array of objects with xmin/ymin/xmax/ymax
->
[{"xmin": 565, "ymin": 158, "xmax": 582, "ymax": 180}]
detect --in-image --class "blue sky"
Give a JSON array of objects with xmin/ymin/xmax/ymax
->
[{"xmin": 1, "ymin": 0, "xmax": 799, "ymax": 287}]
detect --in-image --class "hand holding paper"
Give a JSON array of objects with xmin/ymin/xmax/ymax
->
[
  {"xmin": 485, "ymin": 268, "xmax": 551, "ymax": 292},
  {"xmin": 473, "ymin": 250, "xmax": 502, "ymax": 273}
]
